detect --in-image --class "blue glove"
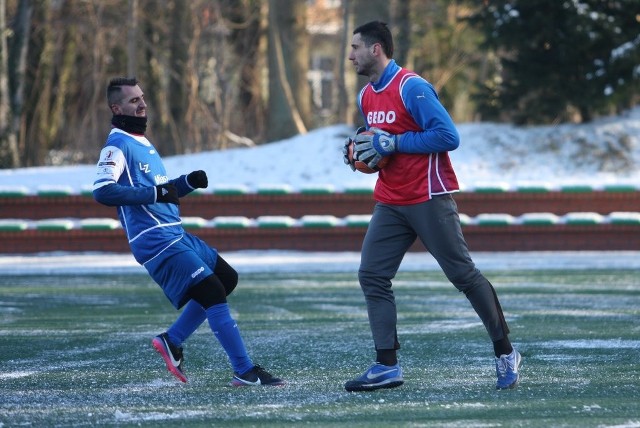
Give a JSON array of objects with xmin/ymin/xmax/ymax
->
[{"xmin": 353, "ymin": 127, "xmax": 399, "ymax": 169}]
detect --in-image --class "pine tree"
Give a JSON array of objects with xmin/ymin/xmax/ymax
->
[{"xmin": 467, "ymin": 0, "xmax": 640, "ymax": 124}]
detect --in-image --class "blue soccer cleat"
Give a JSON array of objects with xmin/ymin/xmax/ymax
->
[
  {"xmin": 152, "ymin": 333, "xmax": 187, "ymax": 383},
  {"xmin": 344, "ymin": 362, "xmax": 404, "ymax": 392},
  {"xmin": 495, "ymin": 348, "xmax": 521, "ymax": 389}
]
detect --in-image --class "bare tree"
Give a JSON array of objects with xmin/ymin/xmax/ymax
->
[
  {"xmin": 266, "ymin": 0, "xmax": 309, "ymax": 141},
  {"xmin": 335, "ymin": 0, "xmax": 353, "ymax": 125},
  {"xmin": 0, "ymin": 0, "xmax": 21, "ymax": 168},
  {"xmin": 127, "ymin": 0, "xmax": 138, "ymax": 77},
  {"xmin": 222, "ymin": 0, "xmax": 267, "ymax": 144},
  {"xmin": 391, "ymin": 0, "xmax": 410, "ymax": 68}
]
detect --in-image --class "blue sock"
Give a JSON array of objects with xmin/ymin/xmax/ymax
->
[
  {"xmin": 166, "ymin": 300, "xmax": 206, "ymax": 347},
  {"xmin": 206, "ymin": 303, "xmax": 253, "ymax": 374}
]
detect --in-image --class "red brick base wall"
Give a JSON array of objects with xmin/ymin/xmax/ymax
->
[
  {"xmin": 3, "ymin": 224, "xmax": 639, "ymax": 254},
  {"xmin": 2, "ymin": 190, "xmax": 639, "ymax": 220},
  {"xmin": 2, "ymin": 191, "xmax": 638, "ymax": 253}
]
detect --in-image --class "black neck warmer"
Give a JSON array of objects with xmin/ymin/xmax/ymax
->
[{"xmin": 111, "ymin": 115, "xmax": 147, "ymax": 135}]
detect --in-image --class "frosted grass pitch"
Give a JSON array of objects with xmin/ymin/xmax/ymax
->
[{"xmin": 0, "ymin": 268, "xmax": 639, "ymax": 427}]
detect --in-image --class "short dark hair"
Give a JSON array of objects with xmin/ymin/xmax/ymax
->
[
  {"xmin": 353, "ymin": 21, "xmax": 393, "ymax": 58},
  {"xmin": 107, "ymin": 77, "xmax": 139, "ymax": 107}
]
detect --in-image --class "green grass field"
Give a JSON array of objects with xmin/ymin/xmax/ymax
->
[{"xmin": 1, "ymin": 268, "xmax": 639, "ymax": 427}]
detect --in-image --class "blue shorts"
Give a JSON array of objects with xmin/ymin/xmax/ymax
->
[{"xmin": 143, "ymin": 233, "xmax": 218, "ymax": 309}]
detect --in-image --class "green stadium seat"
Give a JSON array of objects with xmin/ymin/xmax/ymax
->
[
  {"xmin": 35, "ymin": 219, "xmax": 75, "ymax": 230},
  {"xmin": 212, "ymin": 216, "xmax": 252, "ymax": 228},
  {"xmin": 299, "ymin": 184, "xmax": 336, "ymax": 194},
  {"xmin": 560, "ymin": 184, "xmax": 595, "ymax": 193},
  {"xmin": 602, "ymin": 184, "xmax": 638, "ymax": 192},
  {"xmin": 458, "ymin": 213, "xmax": 472, "ymax": 226},
  {"xmin": 515, "ymin": 183, "xmax": 554, "ymax": 193},
  {"xmin": 342, "ymin": 184, "xmax": 374, "ymax": 194},
  {"xmin": 256, "ymin": 215, "xmax": 296, "ymax": 228},
  {"xmin": 519, "ymin": 212, "xmax": 560, "ymax": 225},
  {"xmin": 0, "ymin": 219, "xmax": 29, "ymax": 231},
  {"xmin": 188, "ymin": 188, "xmax": 210, "ymax": 196},
  {"xmin": 256, "ymin": 184, "xmax": 293, "ymax": 195},
  {"xmin": 475, "ymin": 213, "xmax": 515, "ymax": 226},
  {"xmin": 343, "ymin": 214, "xmax": 372, "ymax": 227},
  {"xmin": 181, "ymin": 217, "xmax": 208, "ymax": 229},
  {"xmin": 562, "ymin": 212, "xmax": 604, "ymax": 225},
  {"xmin": 36, "ymin": 185, "xmax": 75, "ymax": 197},
  {"xmin": 607, "ymin": 212, "xmax": 640, "ymax": 225},
  {"xmin": 0, "ymin": 185, "xmax": 30, "ymax": 197},
  {"xmin": 210, "ymin": 184, "xmax": 250, "ymax": 195},
  {"xmin": 78, "ymin": 218, "xmax": 121, "ymax": 230},
  {"xmin": 300, "ymin": 215, "xmax": 339, "ymax": 227},
  {"xmin": 79, "ymin": 185, "xmax": 95, "ymax": 197},
  {"xmin": 472, "ymin": 183, "xmax": 510, "ymax": 193}
]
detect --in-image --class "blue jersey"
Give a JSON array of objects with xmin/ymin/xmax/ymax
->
[{"xmin": 93, "ymin": 128, "xmax": 195, "ymax": 264}]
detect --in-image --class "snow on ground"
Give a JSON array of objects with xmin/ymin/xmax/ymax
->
[
  {"xmin": 0, "ymin": 106, "xmax": 638, "ymax": 193},
  {"xmin": 1, "ymin": 250, "xmax": 639, "ymax": 275}
]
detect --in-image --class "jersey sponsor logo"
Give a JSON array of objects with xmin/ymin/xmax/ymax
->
[
  {"xmin": 139, "ymin": 162, "xmax": 150, "ymax": 173},
  {"xmin": 155, "ymin": 174, "xmax": 169, "ymax": 185},
  {"xmin": 191, "ymin": 266, "xmax": 205, "ymax": 278},
  {"xmin": 367, "ymin": 110, "xmax": 396, "ymax": 125},
  {"xmin": 98, "ymin": 161, "xmax": 116, "ymax": 167},
  {"xmin": 105, "ymin": 150, "xmax": 114, "ymax": 160}
]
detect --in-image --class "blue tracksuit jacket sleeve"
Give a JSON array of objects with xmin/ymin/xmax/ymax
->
[
  {"xmin": 397, "ymin": 77, "xmax": 460, "ymax": 154},
  {"xmin": 93, "ymin": 183, "xmax": 156, "ymax": 206},
  {"xmin": 172, "ymin": 174, "xmax": 196, "ymax": 197},
  {"xmin": 93, "ymin": 173, "xmax": 194, "ymax": 207}
]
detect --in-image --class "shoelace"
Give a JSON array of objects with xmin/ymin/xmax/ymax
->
[
  {"xmin": 496, "ymin": 355, "xmax": 512, "ymax": 376},
  {"xmin": 252, "ymin": 365, "xmax": 269, "ymax": 378}
]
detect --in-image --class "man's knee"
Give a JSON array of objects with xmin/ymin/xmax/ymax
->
[
  {"xmin": 187, "ymin": 274, "xmax": 227, "ymax": 309},
  {"xmin": 214, "ymin": 256, "xmax": 238, "ymax": 296},
  {"xmin": 447, "ymin": 266, "xmax": 486, "ymax": 294}
]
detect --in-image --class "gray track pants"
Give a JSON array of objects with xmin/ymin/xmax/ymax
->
[{"xmin": 358, "ymin": 194, "xmax": 510, "ymax": 350}]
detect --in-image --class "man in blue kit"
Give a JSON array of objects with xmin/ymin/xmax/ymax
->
[{"xmin": 93, "ymin": 77, "xmax": 283, "ymax": 386}]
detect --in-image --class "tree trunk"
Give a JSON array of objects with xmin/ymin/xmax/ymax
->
[
  {"xmin": 167, "ymin": 0, "xmax": 190, "ymax": 155},
  {"xmin": 225, "ymin": 0, "xmax": 266, "ymax": 143},
  {"xmin": 267, "ymin": 0, "xmax": 308, "ymax": 141},
  {"xmin": 23, "ymin": 0, "xmax": 53, "ymax": 167},
  {"xmin": 0, "ymin": 0, "xmax": 20, "ymax": 168},
  {"xmin": 127, "ymin": 0, "xmax": 138, "ymax": 77},
  {"xmin": 335, "ymin": 0, "xmax": 352, "ymax": 125},
  {"xmin": 391, "ymin": 0, "xmax": 410, "ymax": 68}
]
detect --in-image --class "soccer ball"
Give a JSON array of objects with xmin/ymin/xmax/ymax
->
[{"xmin": 348, "ymin": 131, "xmax": 390, "ymax": 174}]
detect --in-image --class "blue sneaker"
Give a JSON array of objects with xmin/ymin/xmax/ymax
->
[
  {"xmin": 344, "ymin": 362, "xmax": 404, "ymax": 392},
  {"xmin": 495, "ymin": 349, "xmax": 521, "ymax": 389}
]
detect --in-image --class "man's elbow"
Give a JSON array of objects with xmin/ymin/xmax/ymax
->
[
  {"xmin": 446, "ymin": 130, "xmax": 460, "ymax": 151},
  {"xmin": 93, "ymin": 188, "xmax": 116, "ymax": 207}
]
